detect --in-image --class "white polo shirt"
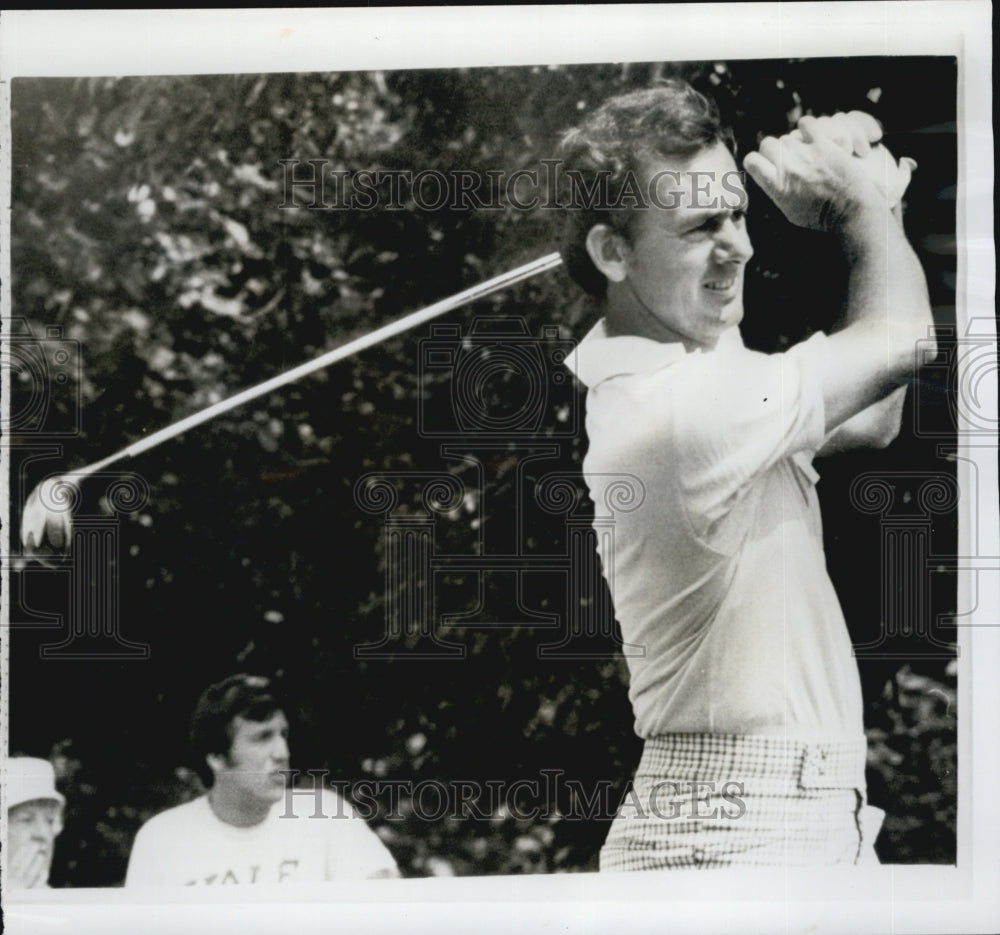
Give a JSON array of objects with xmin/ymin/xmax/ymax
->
[{"xmin": 566, "ymin": 320, "xmax": 864, "ymax": 741}]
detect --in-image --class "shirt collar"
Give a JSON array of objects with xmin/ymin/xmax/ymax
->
[
  {"xmin": 563, "ymin": 319, "xmax": 685, "ymax": 388},
  {"xmin": 565, "ymin": 320, "xmax": 746, "ymax": 388}
]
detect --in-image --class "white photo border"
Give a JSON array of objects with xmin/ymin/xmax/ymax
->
[{"xmin": 1, "ymin": 4, "xmax": 996, "ymax": 934}]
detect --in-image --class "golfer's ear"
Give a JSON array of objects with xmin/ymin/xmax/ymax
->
[{"xmin": 585, "ymin": 224, "xmax": 630, "ymax": 284}]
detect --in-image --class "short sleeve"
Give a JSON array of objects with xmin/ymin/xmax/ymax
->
[
  {"xmin": 322, "ymin": 792, "xmax": 398, "ymax": 880},
  {"xmin": 669, "ymin": 331, "xmax": 828, "ymax": 536},
  {"xmin": 124, "ymin": 822, "xmax": 158, "ymax": 886}
]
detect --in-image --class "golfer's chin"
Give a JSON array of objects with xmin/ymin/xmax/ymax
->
[
  {"xmin": 716, "ymin": 298, "xmax": 744, "ymax": 329},
  {"xmin": 698, "ymin": 303, "xmax": 744, "ymax": 349}
]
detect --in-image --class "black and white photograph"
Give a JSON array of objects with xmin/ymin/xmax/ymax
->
[{"xmin": 1, "ymin": 5, "xmax": 996, "ymax": 934}]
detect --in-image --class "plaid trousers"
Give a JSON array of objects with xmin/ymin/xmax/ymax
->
[{"xmin": 600, "ymin": 733, "xmax": 884, "ymax": 870}]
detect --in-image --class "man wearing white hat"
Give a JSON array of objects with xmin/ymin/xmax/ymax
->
[{"xmin": 5, "ymin": 756, "xmax": 66, "ymax": 889}]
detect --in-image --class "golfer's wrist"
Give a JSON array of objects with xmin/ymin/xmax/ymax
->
[{"xmin": 835, "ymin": 200, "xmax": 894, "ymax": 255}]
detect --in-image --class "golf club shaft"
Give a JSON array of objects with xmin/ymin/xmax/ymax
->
[{"xmin": 84, "ymin": 252, "xmax": 563, "ymax": 472}]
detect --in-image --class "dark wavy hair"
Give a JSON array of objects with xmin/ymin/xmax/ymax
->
[
  {"xmin": 189, "ymin": 674, "xmax": 285, "ymax": 787},
  {"xmin": 557, "ymin": 80, "xmax": 736, "ymax": 296}
]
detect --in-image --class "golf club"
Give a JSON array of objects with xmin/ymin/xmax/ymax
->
[{"xmin": 20, "ymin": 252, "xmax": 565, "ymax": 563}]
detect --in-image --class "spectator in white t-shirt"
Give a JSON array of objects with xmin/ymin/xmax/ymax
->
[{"xmin": 125, "ymin": 674, "xmax": 398, "ymax": 886}]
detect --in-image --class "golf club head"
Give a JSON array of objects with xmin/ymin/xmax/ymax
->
[{"xmin": 21, "ymin": 475, "xmax": 80, "ymax": 567}]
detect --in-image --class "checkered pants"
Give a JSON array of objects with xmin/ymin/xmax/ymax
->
[{"xmin": 600, "ymin": 733, "xmax": 884, "ymax": 870}]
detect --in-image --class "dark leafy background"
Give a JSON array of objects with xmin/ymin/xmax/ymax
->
[{"xmin": 7, "ymin": 58, "xmax": 957, "ymax": 883}]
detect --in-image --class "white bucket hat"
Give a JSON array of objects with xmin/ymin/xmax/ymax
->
[{"xmin": 6, "ymin": 757, "xmax": 66, "ymax": 811}]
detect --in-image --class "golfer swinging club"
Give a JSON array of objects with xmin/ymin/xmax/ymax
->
[{"xmin": 559, "ymin": 81, "xmax": 934, "ymax": 868}]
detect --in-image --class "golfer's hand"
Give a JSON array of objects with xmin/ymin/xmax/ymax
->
[
  {"xmin": 788, "ymin": 111, "xmax": 884, "ymax": 156},
  {"xmin": 8, "ymin": 843, "xmax": 48, "ymax": 889},
  {"xmin": 744, "ymin": 118, "xmax": 878, "ymax": 232},
  {"xmin": 744, "ymin": 112, "xmax": 914, "ymax": 232},
  {"xmin": 791, "ymin": 112, "xmax": 916, "ymax": 213}
]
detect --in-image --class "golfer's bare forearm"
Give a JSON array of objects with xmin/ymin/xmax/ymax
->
[
  {"xmin": 819, "ymin": 204, "xmax": 935, "ymax": 432},
  {"xmin": 818, "ymin": 386, "xmax": 907, "ymax": 455}
]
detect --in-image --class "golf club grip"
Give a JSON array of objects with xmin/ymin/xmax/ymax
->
[{"xmin": 119, "ymin": 252, "xmax": 564, "ymax": 462}]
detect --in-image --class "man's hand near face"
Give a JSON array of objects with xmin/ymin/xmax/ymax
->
[
  {"xmin": 7, "ymin": 802, "xmax": 62, "ymax": 889},
  {"xmin": 8, "ymin": 843, "xmax": 51, "ymax": 889}
]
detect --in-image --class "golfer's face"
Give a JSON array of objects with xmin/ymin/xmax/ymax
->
[
  {"xmin": 219, "ymin": 711, "xmax": 291, "ymax": 804},
  {"xmin": 621, "ymin": 142, "xmax": 752, "ymax": 349}
]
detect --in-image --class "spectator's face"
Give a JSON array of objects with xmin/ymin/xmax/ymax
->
[
  {"xmin": 216, "ymin": 710, "xmax": 291, "ymax": 805},
  {"xmin": 617, "ymin": 141, "xmax": 752, "ymax": 349},
  {"xmin": 8, "ymin": 800, "xmax": 63, "ymax": 886}
]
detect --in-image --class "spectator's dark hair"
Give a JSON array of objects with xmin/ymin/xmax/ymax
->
[
  {"xmin": 558, "ymin": 80, "xmax": 736, "ymax": 296},
  {"xmin": 189, "ymin": 674, "xmax": 284, "ymax": 787}
]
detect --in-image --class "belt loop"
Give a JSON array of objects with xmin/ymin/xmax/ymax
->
[{"xmin": 799, "ymin": 740, "xmax": 827, "ymax": 789}]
